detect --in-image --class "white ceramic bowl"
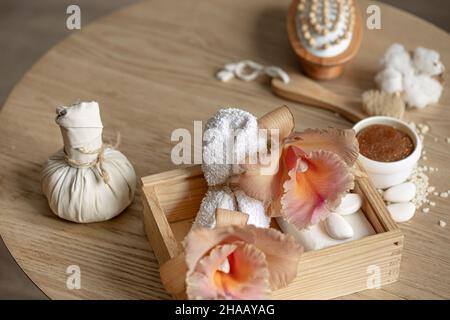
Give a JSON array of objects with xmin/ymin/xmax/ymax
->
[{"xmin": 353, "ymin": 116, "xmax": 421, "ymax": 189}]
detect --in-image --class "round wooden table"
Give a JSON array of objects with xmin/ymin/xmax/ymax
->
[{"xmin": 1, "ymin": 0, "xmax": 449, "ymax": 299}]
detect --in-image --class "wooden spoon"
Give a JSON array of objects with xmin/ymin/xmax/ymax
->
[{"xmin": 271, "ymin": 73, "xmax": 366, "ymax": 122}]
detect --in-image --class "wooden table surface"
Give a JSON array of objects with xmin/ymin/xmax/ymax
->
[{"xmin": 0, "ymin": 0, "xmax": 449, "ymax": 299}]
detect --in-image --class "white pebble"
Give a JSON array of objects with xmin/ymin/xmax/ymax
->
[
  {"xmin": 422, "ymin": 207, "xmax": 430, "ymax": 213},
  {"xmin": 439, "ymin": 220, "xmax": 447, "ymax": 227},
  {"xmin": 334, "ymin": 193, "xmax": 362, "ymax": 216},
  {"xmin": 383, "ymin": 182, "xmax": 416, "ymax": 203},
  {"xmin": 324, "ymin": 213, "xmax": 354, "ymax": 240},
  {"xmin": 430, "ymin": 201, "xmax": 436, "ymax": 206},
  {"xmin": 433, "ymin": 192, "xmax": 438, "ymax": 196},
  {"xmin": 387, "ymin": 202, "xmax": 416, "ymax": 223},
  {"xmin": 440, "ymin": 192, "xmax": 448, "ymax": 198}
]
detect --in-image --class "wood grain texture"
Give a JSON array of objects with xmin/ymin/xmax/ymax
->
[{"xmin": 0, "ymin": 0, "xmax": 449, "ymax": 299}]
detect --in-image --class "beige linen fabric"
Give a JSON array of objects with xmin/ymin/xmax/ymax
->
[{"xmin": 41, "ymin": 101, "xmax": 136, "ymax": 223}]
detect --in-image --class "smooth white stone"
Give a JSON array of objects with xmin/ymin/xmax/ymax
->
[
  {"xmin": 334, "ymin": 193, "xmax": 362, "ymax": 216},
  {"xmin": 387, "ymin": 202, "xmax": 416, "ymax": 223},
  {"xmin": 324, "ymin": 213, "xmax": 354, "ymax": 240},
  {"xmin": 383, "ymin": 182, "xmax": 416, "ymax": 203},
  {"xmin": 276, "ymin": 210, "xmax": 375, "ymax": 251}
]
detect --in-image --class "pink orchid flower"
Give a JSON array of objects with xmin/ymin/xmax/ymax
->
[
  {"xmin": 184, "ymin": 225, "xmax": 303, "ymax": 300},
  {"xmin": 239, "ymin": 128, "xmax": 358, "ymax": 229}
]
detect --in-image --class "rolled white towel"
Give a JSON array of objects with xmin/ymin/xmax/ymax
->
[
  {"xmin": 193, "ymin": 186, "xmax": 236, "ymax": 229},
  {"xmin": 192, "ymin": 186, "xmax": 271, "ymax": 229},
  {"xmin": 202, "ymin": 108, "xmax": 261, "ymax": 186},
  {"xmin": 233, "ymin": 188, "xmax": 271, "ymax": 228}
]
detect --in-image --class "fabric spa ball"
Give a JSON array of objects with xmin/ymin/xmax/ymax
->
[{"xmin": 41, "ymin": 101, "xmax": 136, "ymax": 223}]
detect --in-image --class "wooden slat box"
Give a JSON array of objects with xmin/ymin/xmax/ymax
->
[{"xmin": 141, "ymin": 163, "xmax": 403, "ymax": 300}]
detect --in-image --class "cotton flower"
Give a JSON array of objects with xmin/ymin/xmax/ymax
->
[
  {"xmin": 413, "ymin": 47, "xmax": 445, "ymax": 76},
  {"xmin": 380, "ymin": 43, "xmax": 414, "ymax": 76},
  {"xmin": 376, "ymin": 44, "xmax": 444, "ymax": 109},
  {"xmin": 375, "ymin": 67, "xmax": 403, "ymax": 93},
  {"xmin": 403, "ymin": 73, "xmax": 443, "ymax": 109}
]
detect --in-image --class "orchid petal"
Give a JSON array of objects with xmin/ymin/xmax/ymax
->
[
  {"xmin": 284, "ymin": 128, "xmax": 359, "ymax": 165},
  {"xmin": 186, "ymin": 242, "xmax": 271, "ymax": 300},
  {"xmin": 238, "ymin": 146, "xmax": 303, "ymax": 217},
  {"xmin": 183, "ymin": 226, "xmax": 255, "ymax": 274},
  {"xmin": 253, "ymin": 227, "xmax": 303, "ymax": 290},
  {"xmin": 238, "ymin": 162, "xmax": 281, "ymax": 204},
  {"xmin": 281, "ymin": 148, "xmax": 354, "ymax": 229}
]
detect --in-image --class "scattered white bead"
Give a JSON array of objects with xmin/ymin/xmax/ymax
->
[
  {"xmin": 430, "ymin": 201, "xmax": 436, "ymax": 206},
  {"xmin": 420, "ymin": 125, "xmax": 430, "ymax": 134},
  {"xmin": 422, "ymin": 207, "xmax": 430, "ymax": 213},
  {"xmin": 439, "ymin": 192, "xmax": 448, "ymax": 198},
  {"xmin": 439, "ymin": 220, "xmax": 447, "ymax": 227}
]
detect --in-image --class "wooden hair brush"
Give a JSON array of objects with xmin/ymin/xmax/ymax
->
[{"xmin": 271, "ymin": 73, "xmax": 405, "ymax": 122}]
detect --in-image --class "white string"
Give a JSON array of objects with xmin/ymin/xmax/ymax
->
[{"xmin": 216, "ymin": 60, "xmax": 290, "ymax": 84}]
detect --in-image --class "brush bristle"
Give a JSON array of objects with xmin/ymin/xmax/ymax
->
[{"xmin": 362, "ymin": 90, "xmax": 405, "ymax": 119}]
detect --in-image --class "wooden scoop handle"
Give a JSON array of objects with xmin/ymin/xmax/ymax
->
[{"xmin": 271, "ymin": 73, "xmax": 365, "ymax": 123}]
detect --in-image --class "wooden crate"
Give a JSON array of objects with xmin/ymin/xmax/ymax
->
[{"xmin": 141, "ymin": 163, "xmax": 403, "ymax": 300}]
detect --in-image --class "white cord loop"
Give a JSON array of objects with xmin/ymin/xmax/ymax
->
[{"xmin": 216, "ymin": 60, "xmax": 290, "ymax": 84}]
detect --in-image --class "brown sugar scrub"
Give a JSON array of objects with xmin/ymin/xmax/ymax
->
[{"xmin": 357, "ymin": 124, "xmax": 414, "ymax": 162}]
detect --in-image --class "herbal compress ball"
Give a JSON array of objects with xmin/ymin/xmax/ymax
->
[{"xmin": 41, "ymin": 101, "xmax": 136, "ymax": 223}]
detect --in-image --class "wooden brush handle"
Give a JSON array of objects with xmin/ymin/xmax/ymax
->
[{"xmin": 271, "ymin": 73, "xmax": 365, "ymax": 123}]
